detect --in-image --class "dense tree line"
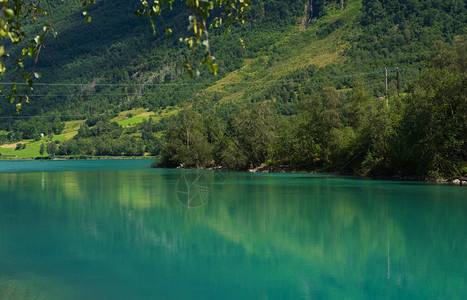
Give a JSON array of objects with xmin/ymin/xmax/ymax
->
[
  {"xmin": 353, "ymin": 0, "xmax": 466, "ymax": 69},
  {"xmin": 55, "ymin": 118, "xmax": 164, "ymax": 157},
  {"xmin": 0, "ymin": 116, "xmax": 64, "ymax": 144},
  {"xmin": 158, "ymin": 42, "xmax": 466, "ymax": 178}
]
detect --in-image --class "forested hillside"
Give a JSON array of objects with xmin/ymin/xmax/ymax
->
[{"xmin": 0, "ymin": 0, "xmax": 465, "ymax": 178}]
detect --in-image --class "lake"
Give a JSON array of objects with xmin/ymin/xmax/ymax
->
[{"xmin": 0, "ymin": 160, "xmax": 465, "ymax": 299}]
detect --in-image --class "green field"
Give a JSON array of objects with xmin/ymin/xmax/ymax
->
[
  {"xmin": 118, "ymin": 115, "xmax": 154, "ymax": 126},
  {"xmin": 61, "ymin": 120, "xmax": 85, "ymax": 139},
  {"xmin": 111, "ymin": 108, "xmax": 155, "ymax": 126},
  {"xmin": 111, "ymin": 107, "xmax": 179, "ymax": 126},
  {"xmin": 0, "ymin": 118, "xmax": 81, "ymax": 159},
  {"xmin": 0, "ymin": 108, "xmax": 176, "ymax": 159},
  {"xmin": 0, "ymin": 136, "xmax": 67, "ymax": 159},
  {"xmin": 0, "ymin": 140, "xmax": 43, "ymax": 159}
]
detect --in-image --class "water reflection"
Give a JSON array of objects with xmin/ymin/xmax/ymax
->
[{"xmin": 0, "ymin": 162, "xmax": 466, "ymax": 299}]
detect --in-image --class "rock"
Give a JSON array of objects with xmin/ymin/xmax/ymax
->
[{"xmin": 452, "ymin": 179, "xmax": 460, "ymax": 185}]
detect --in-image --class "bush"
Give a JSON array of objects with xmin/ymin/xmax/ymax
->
[{"xmin": 15, "ymin": 143, "xmax": 26, "ymax": 151}]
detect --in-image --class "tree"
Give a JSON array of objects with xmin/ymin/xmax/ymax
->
[
  {"xmin": 159, "ymin": 109, "xmax": 212, "ymax": 168},
  {"xmin": 52, "ymin": 118, "xmax": 64, "ymax": 134},
  {"xmin": 15, "ymin": 142, "xmax": 25, "ymax": 150},
  {"xmin": 396, "ymin": 41, "xmax": 466, "ymax": 177},
  {"xmin": 230, "ymin": 102, "xmax": 274, "ymax": 168},
  {"xmin": 39, "ymin": 143, "xmax": 45, "ymax": 157},
  {"xmin": 47, "ymin": 141, "xmax": 57, "ymax": 158},
  {"xmin": 77, "ymin": 123, "xmax": 90, "ymax": 138}
]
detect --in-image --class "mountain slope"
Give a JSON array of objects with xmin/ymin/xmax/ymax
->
[
  {"xmin": 1, "ymin": 0, "xmax": 464, "ymax": 117},
  {"xmin": 0, "ymin": 0, "xmax": 465, "ymax": 177}
]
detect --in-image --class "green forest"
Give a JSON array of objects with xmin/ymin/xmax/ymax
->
[{"xmin": 0, "ymin": 0, "xmax": 465, "ymax": 179}]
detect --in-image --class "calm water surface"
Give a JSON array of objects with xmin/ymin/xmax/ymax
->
[{"xmin": 0, "ymin": 160, "xmax": 465, "ymax": 299}]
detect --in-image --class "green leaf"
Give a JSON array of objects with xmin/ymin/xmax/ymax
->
[
  {"xmin": 184, "ymin": 63, "xmax": 193, "ymax": 78},
  {"xmin": 0, "ymin": 61, "xmax": 5, "ymax": 74},
  {"xmin": 150, "ymin": 18, "xmax": 156, "ymax": 35},
  {"xmin": 85, "ymin": 16, "xmax": 91, "ymax": 24},
  {"xmin": 4, "ymin": 9, "xmax": 15, "ymax": 20},
  {"xmin": 34, "ymin": 35, "xmax": 43, "ymax": 44},
  {"xmin": 209, "ymin": 63, "xmax": 218, "ymax": 75}
]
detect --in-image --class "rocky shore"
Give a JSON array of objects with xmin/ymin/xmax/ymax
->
[
  {"xmin": 452, "ymin": 177, "xmax": 467, "ymax": 186},
  {"xmin": 157, "ymin": 162, "xmax": 467, "ymax": 185}
]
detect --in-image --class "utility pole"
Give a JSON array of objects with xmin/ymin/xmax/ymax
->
[
  {"xmin": 396, "ymin": 67, "xmax": 400, "ymax": 98},
  {"xmin": 385, "ymin": 67, "xmax": 388, "ymax": 107}
]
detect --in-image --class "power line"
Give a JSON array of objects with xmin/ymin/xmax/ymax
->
[
  {"xmin": 12, "ymin": 93, "xmax": 148, "ymax": 97},
  {"xmin": 0, "ymin": 69, "xmax": 395, "ymax": 90},
  {"xmin": 0, "ymin": 81, "xmax": 213, "ymax": 87},
  {"xmin": 0, "ymin": 69, "xmax": 403, "ymax": 120},
  {"xmin": 0, "ymin": 82, "xmax": 385, "ymax": 120},
  {"xmin": 0, "ymin": 115, "xmax": 88, "ymax": 119},
  {"xmin": 10, "ymin": 80, "xmax": 386, "ymax": 98}
]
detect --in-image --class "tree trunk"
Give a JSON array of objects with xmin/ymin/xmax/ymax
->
[
  {"xmin": 306, "ymin": 0, "xmax": 314, "ymax": 25},
  {"xmin": 258, "ymin": 0, "xmax": 265, "ymax": 21}
]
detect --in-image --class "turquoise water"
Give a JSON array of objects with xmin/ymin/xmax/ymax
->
[{"xmin": 0, "ymin": 160, "xmax": 465, "ymax": 299}]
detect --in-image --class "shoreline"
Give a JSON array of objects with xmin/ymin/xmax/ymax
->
[
  {"xmin": 2, "ymin": 157, "xmax": 465, "ymax": 185},
  {"xmin": 154, "ymin": 163, "xmax": 467, "ymax": 185},
  {"xmin": 0, "ymin": 156, "xmax": 158, "ymax": 161}
]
